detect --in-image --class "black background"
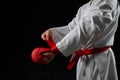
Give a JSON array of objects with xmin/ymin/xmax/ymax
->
[{"xmin": 9, "ymin": 0, "xmax": 120, "ymax": 80}]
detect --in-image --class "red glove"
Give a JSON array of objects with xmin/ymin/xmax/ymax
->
[
  {"xmin": 31, "ymin": 39, "xmax": 59, "ymax": 64},
  {"xmin": 31, "ymin": 47, "xmax": 50, "ymax": 64}
]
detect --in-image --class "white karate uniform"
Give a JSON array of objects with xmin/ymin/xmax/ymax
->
[{"xmin": 50, "ymin": 0, "xmax": 120, "ymax": 80}]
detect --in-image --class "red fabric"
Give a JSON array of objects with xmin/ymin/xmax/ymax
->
[
  {"xmin": 31, "ymin": 39, "xmax": 59, "ymax": 64},
  {"xmin": 67, "ymin": 47, "xmax": 110, "ymax": 70},
  {"xmin": 31, "ymin": 38, "xmax": 110, "ymax": 70},
  {"xmin": 46, "ymin": 39, "xmax": 60, "ymax": 54},
  {"xmin": 46, "ymin": 39, "xmax": 55, "ymax": 48},
  {"xmin": 31, "ymin": 47, "xmax": 50, "ymax": 64}
]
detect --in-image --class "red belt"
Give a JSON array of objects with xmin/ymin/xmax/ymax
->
[
  {"xmin": 66, "ymin": 47, "xmax": 110, "ymax": 70},
  {"xmin": 46, "ymin": 39, "xmax": 110, "ymax": 70}
]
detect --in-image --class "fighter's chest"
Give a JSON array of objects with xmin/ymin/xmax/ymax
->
[{"xmin": 79, "ymin": 4, "xmax": 92, "ymax": 19}]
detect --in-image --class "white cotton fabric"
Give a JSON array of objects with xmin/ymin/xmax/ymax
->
[{"xmin": 50, "ymin": 0, "xmax": 120, "ymax": 80}]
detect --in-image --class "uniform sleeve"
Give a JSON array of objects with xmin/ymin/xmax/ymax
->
[
  {"xmin": 52, "ymin": 4, "xmax": 114, "ymax": 57},
  {"xmin": 50, "ymin": 17, "xmax": 78, "ymax": 31},
  {"xmin": 50, "ymin": 17, "xmax": 79, "ymax": 43},
  {"xmin": 56, "ymin": 17, "xmax": 95, "ymax": 57},
  {"xmin": 51, "ymin": 3, "xmax": 116, "ymax": 57},
  {"xmin": 50, "ymin": 8, "xmax": 81, "ymax": 43}
]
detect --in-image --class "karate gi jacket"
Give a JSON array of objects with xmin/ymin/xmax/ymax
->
[{"xmin": 49, "ymin": 0, "xmax": 120, "ymax": 80}]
